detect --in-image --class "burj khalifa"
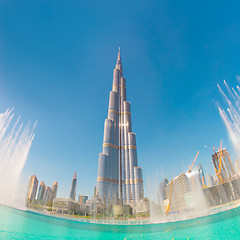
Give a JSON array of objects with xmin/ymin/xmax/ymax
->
[{"xmin": 97, "ymin": 49, "xmax": 144, "ymax": 204}]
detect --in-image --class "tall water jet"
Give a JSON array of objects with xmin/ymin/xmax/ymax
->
[
  {"xmin": 0, "ymin": 108, "xmax": 36, "ymax": 209},
  {"xmin": 185, "ymin": 166, "xmax": 208, "ymax": 218},
  {"xmin": 218, "ymin": 80, "xmax": 240, "ymax": 167}
]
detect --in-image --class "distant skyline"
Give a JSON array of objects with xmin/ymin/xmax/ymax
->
[{"xmin": 1, "ymin": 1, "xmax": 240, "ymax": 198}]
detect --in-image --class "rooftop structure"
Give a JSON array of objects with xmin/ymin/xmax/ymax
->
[{"xmin": 53, "ymin": 198, "xmax": 82, "ymax": 214}]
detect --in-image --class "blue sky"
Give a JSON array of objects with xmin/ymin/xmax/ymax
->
[{"xmin": 0, "ymin": 1, "xmax": 240, "ymax": 198}]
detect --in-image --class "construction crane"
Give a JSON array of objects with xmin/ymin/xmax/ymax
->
[
  {"xmin": 213, "ymin": 146, "xmax": 216, "ymax": 153},
  {"xmin": 166, "ymin": 179, "xmax": 173, "ymax": 214},
  {"xmin": 213, "ymin": 140, "xmax": 223, "ymax": 184},
  {"xmin": 188, "ymin": 151, "xmax": 200, "ymax": 173},
  {"xmin": 202, "ymin": 176, "xmax": 207, "ymax": 188}
]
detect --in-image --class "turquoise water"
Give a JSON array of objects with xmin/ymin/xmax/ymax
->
[{"xmin": 0, "ymin": 205, "xmax": 240, "ymax": 239}]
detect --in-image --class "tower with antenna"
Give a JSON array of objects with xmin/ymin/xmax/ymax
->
[{"xmin": 96, "ymin": 48, "xmax": 144, "ymax": 205}]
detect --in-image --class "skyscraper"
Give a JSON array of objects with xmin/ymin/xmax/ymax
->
[
  {"xmin": 42, "ymin": 186, "xmax": 53, "ymax": 204},
  {"xmin": 94, "ymin": 186, "xmax": 97, "ymax": 197},
  {"xmin": 165, "ymin": 173, "xmax": 191, "ymax": 212},
  {"xmin": 158, "ymin": 178, "xmax": 169, "ymax": 203},
  {"xmin": 27, "ymin": 175, "xmax": 38, "ymax": 201},
  {"xmin": 212, "ymin": 148, "xmax": 236, "ymax": 182},
  {"xmin": 69, "ymin": 172, "xmax": 77, "ymax": 200},
  {"xmin": 206, "ymin": 173, "xmax": 214, "ymax": 187},
  {"xmin": 191, "ymin": 163, "xmax": 205, "ymax": 187},
  {"xmin": 37, "ymin": 181, "xmax": 45, "ymax": 201},
  {"xmin": 97, "ymin": 49, "xmax": 144, "ymax": 204},
  {"xmin": 52, "ymin": 182, "xmax": 58, "ymax": 200}
]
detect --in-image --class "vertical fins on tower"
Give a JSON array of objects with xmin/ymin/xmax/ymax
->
[{"xmin": 96, "ymin": 49, "xmax": 144, "ymax": 205}]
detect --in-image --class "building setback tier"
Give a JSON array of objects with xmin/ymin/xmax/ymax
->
[{"xmin": 96, "ymin": 49, "xmax": 144, "ymax": 204}]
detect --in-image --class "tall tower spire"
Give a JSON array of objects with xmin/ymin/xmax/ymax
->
[
  {"xmin": 117, "ymin": 47, "xmax": 121, "ymax": 62},
  {"xmin": 96, "ymin": 49, "xmax": 144, "ymax": 205},
  {"xmin": 115, "ymin": 47, "xmax": 122, "ymax": 71}
]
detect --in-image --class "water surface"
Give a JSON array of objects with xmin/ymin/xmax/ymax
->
[{"xmin": 1, "ymin": 205, "xmax": 240, "ymax": 239}]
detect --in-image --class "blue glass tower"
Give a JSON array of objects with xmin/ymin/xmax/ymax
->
[{"xmin": 69, "ymin": 172, "xmax": 77, "ymax": 200}]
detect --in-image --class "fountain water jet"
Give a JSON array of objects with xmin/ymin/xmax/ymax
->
[
  {"xmin": 147, "ymin": 80, "xmax": 240, "ymax": 223},
  {"xmin": 218, "ymin": 80, "xmax": 240, "ymax": 166},
  {"xmin": 0, "ymin": 108, "xmax": 36, "ymax": 209}
]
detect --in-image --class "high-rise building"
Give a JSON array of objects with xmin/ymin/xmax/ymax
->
[
  {"xmin": 158, "ymin": 178, "xmax": 169, "ymax": 204},
  {"xmin": 165, "ymin": 173, "xmax": 191, "ymax": 212},
  {"xmin": 42, "ymin": 186, "xmax": 53, "ymax": 203},
  {"xmin": 206, "ymin": 173, "xmax": 214, "ymax": 187},
  {"xmin": 69, "ymin": 172, "xmax": 77, "ymax": 200},
  {"xmin": 94, "ymin": 186, "xmax": 97, "ymax": 197},
  {"xmin": 37, "ymin": 181, "xmax": 45, "ymax": 201},
  {"xmin": 212, "ymin": 149, "xmax": 236, "ymax": 182},
  {"xmin": 27, "ymin": 175, "xmax": 38, "ymax": 201},
  {"xmin": 96, "ymin": 49, "xmax": 144, "ymax": 204},
  {"xmin": 52, "ymin": 182, "xmax": 58, "ymax": 200},
  {"xmin": 188, "ymin": 163, "xmax": 205, "ymax": 188}
]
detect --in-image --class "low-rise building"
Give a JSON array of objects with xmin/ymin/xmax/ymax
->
[
  {"xmin": 129, "ymin": 197, "xmax": 149, "ymax": 216},
  {"xmin": 113, "ymin": 205, "xmax": 132, "ymax": 217},
  {"xmin": 86, "ymin": 197, "xmax": 104, "ymax": 215},
  {"xmin": 53, "ymin": 198, "xmax": 81, "ymax": 214}
]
